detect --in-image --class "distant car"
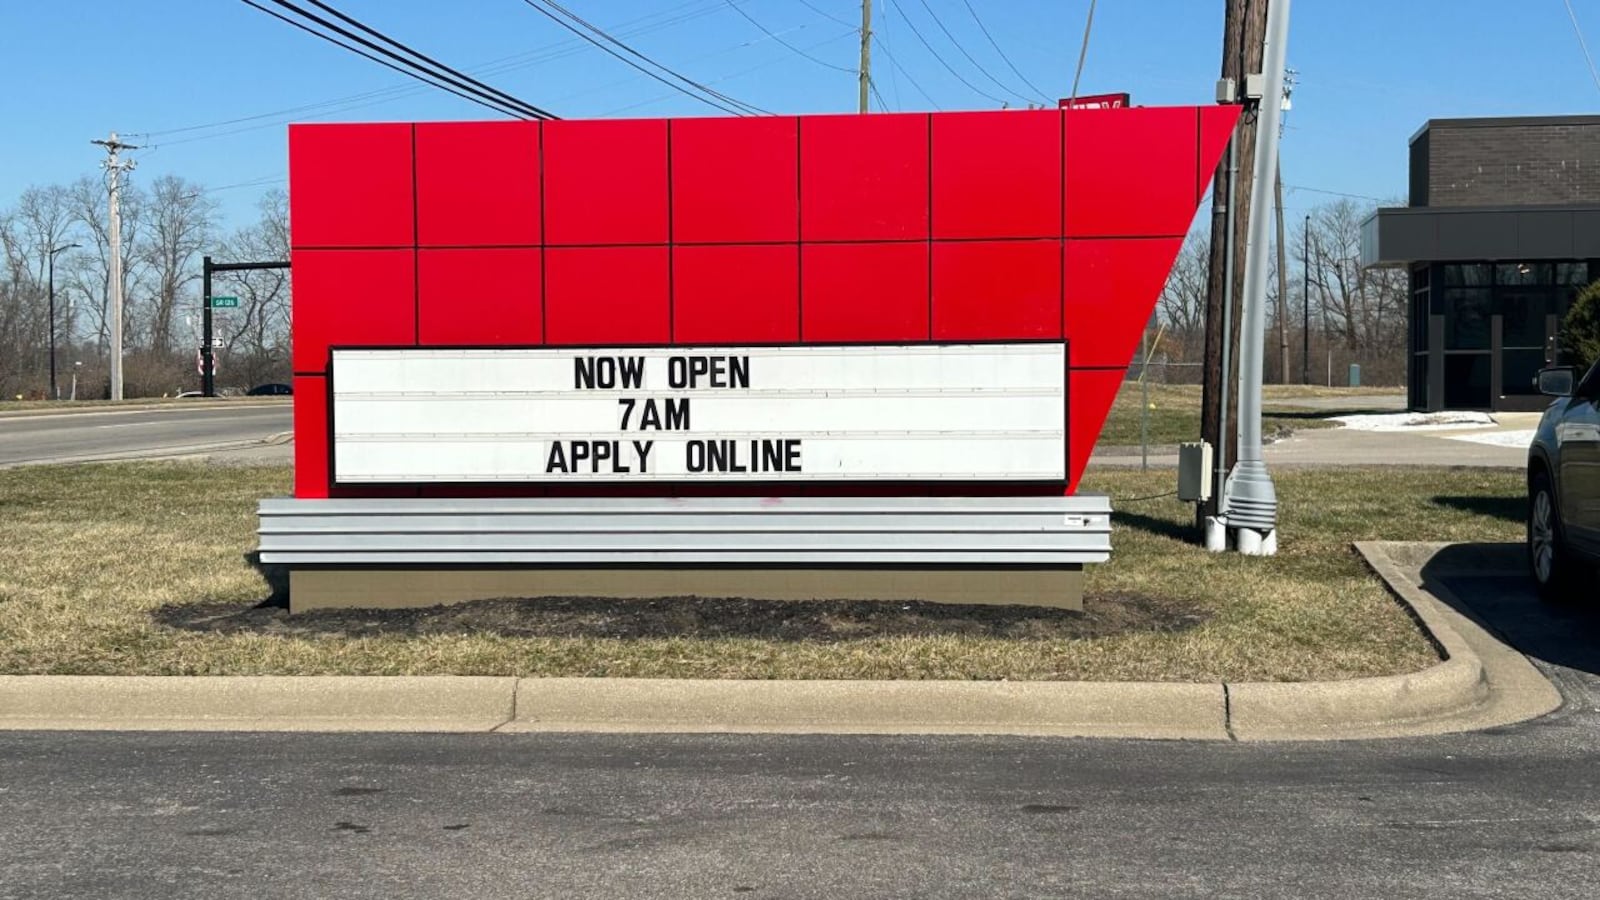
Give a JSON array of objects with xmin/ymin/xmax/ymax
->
[
  {"xmin": 246, "ymin": 383, "xmax": 293, "ymax": 396},
  {"xmin": 1528, "ymin": 360, "xmax": 1600, "ymax": 599}
]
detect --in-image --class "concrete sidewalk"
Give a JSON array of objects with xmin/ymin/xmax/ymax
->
[
  {"xmin": 1092, "ymin": 421, "xmax": 1529, "ymax": 469},
  {"xmin": 0, "ymin": 543, "xmax": 1559, "ymax": 741}
]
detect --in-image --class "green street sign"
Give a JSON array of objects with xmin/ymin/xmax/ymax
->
[{"xmin": 210, "ymin": 296, "xmax": 239, "ymax": 309}]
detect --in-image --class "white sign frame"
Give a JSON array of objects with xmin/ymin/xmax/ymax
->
[{"xmin": 329, "ymin": 342, "xmax": 1067, "ymax": 484}]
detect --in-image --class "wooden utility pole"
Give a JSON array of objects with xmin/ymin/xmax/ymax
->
[
  {"xmin": 1275, "ymin": 162, "xmax": 1290, "ymax": 383},
  {"xmin": 858, "ymin": 0, "xmax": 872, "ymax": 113},
  {"xmin": 1198, "ymin": 0, "xmax": 1268, "ymax": 523},
  {"xmin": 92, "ymin": 131, "xmax": 138, "ymax": 401}
]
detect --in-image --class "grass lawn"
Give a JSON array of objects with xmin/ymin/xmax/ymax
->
[
  {"xmin": 0, "ymin": 460, "xmax": 1520, "ymax": 681},
  {"xmin": 1097, "ymin": 384, "xmax": 1404, "ymax": 448}
]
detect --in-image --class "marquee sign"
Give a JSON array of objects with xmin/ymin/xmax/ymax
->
[
  {"xmin": 331, "ymin": 343, "xmax": 1067, "ymax": 483},
  {"xmin": 284, "ymin": 105, "xmax": 1239, "ymax": 500}
]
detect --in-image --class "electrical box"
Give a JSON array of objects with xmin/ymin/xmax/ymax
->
[
  {"xmin": 1243, "ymin": 73, "xmax": 1266, "ymax": 101},
  {"xmin": 1215, "ymin": 78, "xmax": 1237, "ymax": 104},
  {"xmin": 1178, "ymin": 441, "xmax": 1213, "ymax": 502}
]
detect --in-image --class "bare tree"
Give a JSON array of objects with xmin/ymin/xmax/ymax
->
[
  {"xmin": 64, "ymin": 174, "xmax": 147, "ymax": 355},
  {"xmin": 216, "ymin": 190, "xmax": 292, "ymax": 388},
  {"xmin": 140, "ymin": 175, "xmax": 217, "ymax": 355},
  {"xmin": 1158, "ymin": 231, "xmax": 1210, "ymax": 354}
]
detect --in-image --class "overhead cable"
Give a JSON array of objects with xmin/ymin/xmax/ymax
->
[
  {"xmin": 912, "ymin": 0, "xmax": 1034, "ymax": 104},
  {"xmin": 141, "ymin": 1, "xmax": 721, "ymax": 142},
  {"xmin": 958, "ymin": 0, "xmax": 1052, "ymax": 104},
  {"xmin": 884, "ymin": 0, "xmax": 1008, "ymax": 105},
  {"xmin": 518, "ymin": 0, "xmax": 769, "ymax": 115},
  {"xmin": 723, "ymin": 0, "xmax": 854, "ymax": 74},
  {"xmin": 237, "ymin": 0, "xmax": 549, "ymax": 119},
  {"xmin": 294, "ymin": 0, "xmax": 557, "ymax": 118}
]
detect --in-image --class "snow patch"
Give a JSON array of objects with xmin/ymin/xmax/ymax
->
[
  {"xmin": 1330, "ymin": 411, "xmax": 1496, "ymax": 432},
  {"xmin": 1445, "ymin": 429, "xmax": 1536, "ymax": 448}
]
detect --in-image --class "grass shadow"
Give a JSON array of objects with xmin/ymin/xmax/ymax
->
[
  {"xmin": 246, "ymin": 551, "xmax": 290, "ymax": 609},
  {"xmin": 1112, "ymin": 508, "xmax": 1194, "ymax": 544},
  {"xmin": 149, "ymin": 590, "xmax": 1209, "ymax": 644},
  {"xmin": 1431, "ymin": 495, "xmax": 1524, "ymax": 524}
]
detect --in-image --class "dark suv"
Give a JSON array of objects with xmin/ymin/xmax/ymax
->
[{"xmin": 1528, "ymin": 360, "xmax": 1600, "ymax": 598}]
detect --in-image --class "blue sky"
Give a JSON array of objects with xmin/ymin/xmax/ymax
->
[{"xmin": 3, "ymin": 0, "xmax": 1599, "ymax": 229}]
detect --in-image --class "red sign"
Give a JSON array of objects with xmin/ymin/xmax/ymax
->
[
  {"xmin": 1059, "ymin": 93, "xmax": 1131, "ymax": 109},
  {"xmin": 285, "ymin": 105, "xmax": 1237, "ymax": 500}
]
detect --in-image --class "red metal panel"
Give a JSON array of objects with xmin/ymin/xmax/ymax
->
[
  {"xmin": 1197, "ymin": 105, "xmax": 1241, "ymax": 203},
  {"xmin": 418, "ymin": 248, "xmax": 541, "ymax": 345},
  {"xmin": 1064, "ymin": 106, "xmax": 1199, "ymax": 239},
  {"xmin": 291, "ymin": 249, "xmax": 415, "ymax": 372},
  {"xmin": 674, "ymin": 244, "xmax": 799, "ymax": 343},
  {"xmin": 931, "ymin": 240, "xmax": 1062, "ymax": 340},
  {"xmin": 543, "ymin": 118, "xmax": 668, "ymax": 245},
  {"xmin": 932, "ymin": 110, "xmax": 1061, "ymax": 239},
  {"xmin": 544, "ymin": 246, "xmax": 670, "ymax": 344},
  {"xmin": 288, "ymin": 123, "xmax": 414, "ymax": 248},
  {"xmin": 293, "ymin": 374, "xmax": 328, "ymax": 499},
  {"xmin": 1064, "ymin": 237, "xmax": 1184, "ymax": 368},
  {"xmin": 800, "ymin": 242, "xmax": 929, "ymax": 342},
  {"xmin": 800, "ymin": 112, "xmax": 929, "ymax": 241},
  {"xmin": 1066, "ymin": 368, "xmax": 1123, "ymax": 494},
  {"xmin": 415, "ymin": 121, "xmax": 540, "ymax": 247},
  {"xmin": 672, "ymin": 116, "xmax": 799, "ymax": 244}
]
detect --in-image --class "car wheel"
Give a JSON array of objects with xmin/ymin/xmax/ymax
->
[{"xmin": 1528, "ymin": 469, "xmax": 1574, "ymax": 601}]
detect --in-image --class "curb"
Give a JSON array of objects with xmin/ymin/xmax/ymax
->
[
  {"xmin": 0, "ymin": 543, "xmax": 1555, "ymax": 739},
  {"xmin": 0, "ymin": 432, "xmax": 294, "ymax": 470},
  {"xmin": 0, "ymin": 676, "xmax": 516, "ymax": 732},
  {"xmin": 0, "ymin": 399, "xmax": 290, "ymax": 419},
  {"xmin": 1221, "ymin": 542, "xmax": 1492, "ymax": 741},
  {"xmin": 503, "ymin": 679, "xmax": 1226, "ymax": 738}
]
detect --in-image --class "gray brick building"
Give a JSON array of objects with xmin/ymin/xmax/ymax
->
[{"xmin": 1363, "ymin": 115, "xmax": 1600, "ymax": 410}]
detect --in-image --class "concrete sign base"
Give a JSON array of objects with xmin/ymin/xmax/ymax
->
[{"xmin": 259, "ymin": 495, "xmax": 1111, "ymax": 614}]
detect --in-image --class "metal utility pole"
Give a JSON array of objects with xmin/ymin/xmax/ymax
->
[
  {"xmin": 858, "ymin": 0, "xmax": 872, "ymax": 113},
  {"xmin": 201, "ymin": 258, "xmax": 291, "ymax": 396},
  {"xmin": 1302, "ymin": 214, "xmax": 1311, "ymax": 384},
  {"xmin": 92, "ymin": 132, "xmax": 138, "ymax": 401},
  {"xmin": 1221, "ymin": 0, "xmax": 1292, "ymax": 556},
  {"xmin": 1198, "ymin": 0, "xmax": 1267, "ymax": 529},
  {"xmin": 47, "ymin": 243, "xmax": 81, "ymax": 400}
]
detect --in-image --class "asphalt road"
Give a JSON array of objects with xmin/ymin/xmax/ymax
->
[
  {"xmin": 0, "ymin": 404, "xmax": 290, "ymax": 467},
  {"xmin": 2, "ymin": 567, "xmax": 1597, "ymax": 898}
]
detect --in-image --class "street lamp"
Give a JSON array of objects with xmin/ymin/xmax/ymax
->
[{"xmin": 48, "ymin": 243, "xmax": 82, "ymax": 400}]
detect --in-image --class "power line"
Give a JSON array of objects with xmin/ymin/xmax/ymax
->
[
  {"xmin": 518, "ymin": 0, "xmax": 769, "ymax": 115},
  {"xmin": 884, "ymin": 0, "xmax": 1008, "ymax": 105},
  {"xmin": 722, "ymin": 0, "xmax": 854, "ymax": 74},
  {"xmin": 872, "ymin": 36, "xmax": 942, "ymax": 110},
  {"xmin": 136, "ymin": 1, "xmax": 724, "ymax": 144},
  {"xmin": 293, "ymin": 0, "xmax": 556, "ymax": 118},
  {"xmin": 1284, "ymin": 184, "xmax": 1382, "ymax": 202},
  {"xmin": 794, "ymin": 0, "xmax": 854, "ymax": 29},
  {"xmin": 958, "ymin": 0, "xmax": 1051, "ymax": 104},
  {"xmin": 237, "ymin": 0, "xmax": 545, "ymax": 119},
  {"xmin": 912, "ymin": 0, "xmax": 1034, "ymax": 105},
  {"xmin": 1563, "ymin": 0, "xmax": 1600, "ymax": 95},
  {"xmin": 598, "ymin": 27, "xmax": 856, "ymax": 116}
]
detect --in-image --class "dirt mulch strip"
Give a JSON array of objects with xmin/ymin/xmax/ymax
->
[{"xmin": 155, "ymin": 592, "xmax": 1209, "ymax": 644}]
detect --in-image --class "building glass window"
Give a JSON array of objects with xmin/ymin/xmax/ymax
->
[
  {"xmin": 1503, "ymin": 349, "xmax": 1547, "ymax": 396},
  {"xmin": 1556, "ymin": 262, "xmax": 1589, "ymax": 286},
  {"xmin": 1444, "ymin": 354, "xmax": 1491, "ymax": 409},
  {"xmin": 1442, "ymin": 263, "xmax": 1491, "ymax": 287},
  {"xmin": 1442, "ymin": 287, "xmax": 1491, "ymax": 349},
  {"xmin": 1498, "ymin": 288, "xmax": 1554, "ymax": 347},
  {"xmin": 1495, "ymin": 262, "xmax": 1553, "ymax": 286}
]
